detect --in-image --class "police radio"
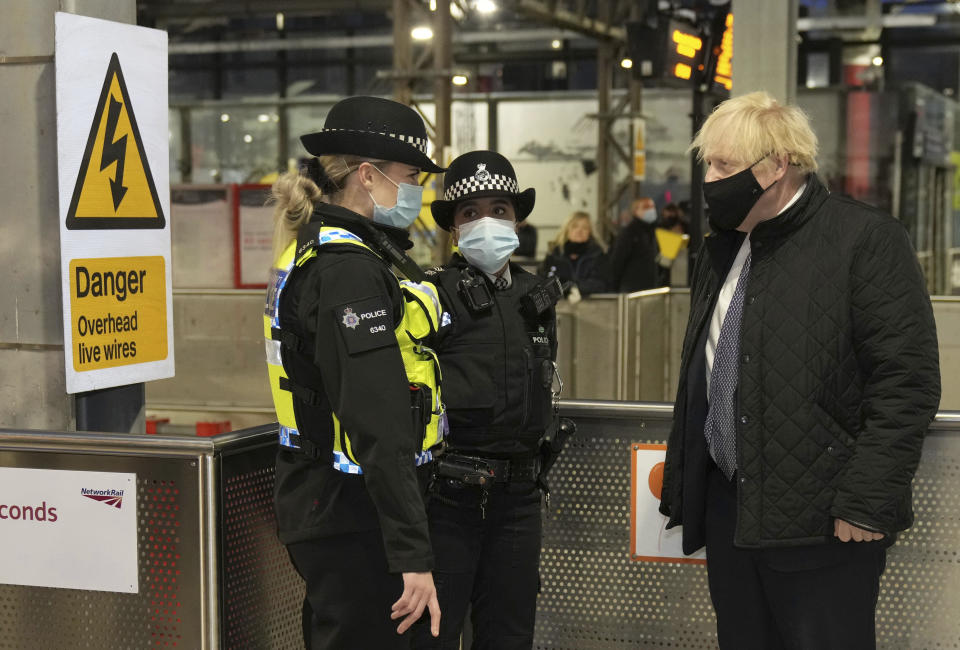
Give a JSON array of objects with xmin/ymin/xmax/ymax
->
[{"xmin": 519, "ymin": 276, "xmax": 564, "ymax": 319}]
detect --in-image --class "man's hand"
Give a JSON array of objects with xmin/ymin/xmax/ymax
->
[
  {"xmin": 391, "ymin": 571, "xmax": 441, "ymax": 637},
  {"xmin": 834, "ymin": 518, "xmax": 885, "ymax": 542}
]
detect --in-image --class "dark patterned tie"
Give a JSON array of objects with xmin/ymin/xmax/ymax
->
[
  {"xmin": 494, "ymin": 275, "xmax": 508, "ymax": 291},
  {"xmin": 705, "ymin": 253, "xmax": 751, "ymax": 480}
]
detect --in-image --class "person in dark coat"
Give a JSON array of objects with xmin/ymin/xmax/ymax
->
[
  {"xmin": 658, "ymin": 91, "xmax": 941, "ymax": 650},
  {"xmin": 609, "ymin": 197, "xmax": 662, "ymax": 292},
  {"xmin": 538, "ymin": 211, "xmax": 610, "ymax": 295}
]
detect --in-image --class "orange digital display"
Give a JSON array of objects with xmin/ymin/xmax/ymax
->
[
  {"xmin": 672, "ymin": 30, "xmax": 703, "ymax": 59},
  {"xmin": 674, "ymin": 63, "xmax": 693, "ymax": 80},
  {"xmin": 714, "ymin": 13, "xmax": 733, "ymax": 90}
]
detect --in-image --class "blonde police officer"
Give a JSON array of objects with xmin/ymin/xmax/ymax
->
[{"xmin": 264, "ymin": 96, "xmax": 447, "ymax": 649}]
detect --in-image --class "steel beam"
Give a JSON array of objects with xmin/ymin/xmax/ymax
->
[
  {"xmin": 433, "ymin": 0, "xmax": 454, "ymax": 264},
  {"xmin": 392, "ymin": 0, "xmax": 413, "ymax": 105},
  {"xmin": 512, "ymin": 0, "xmax": 626, "ymax": 42},
  {"xmin": 168, "ymin": 28, "xmax": 584, "ymax": 55},
  {"xmin": 596, "ymin": 40, "xmax": 614, "ymax": 242}
]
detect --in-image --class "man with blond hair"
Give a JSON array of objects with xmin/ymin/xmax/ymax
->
[{"xmin": 659, "ymin": 91, "xmax": 940, "ymax": 649}]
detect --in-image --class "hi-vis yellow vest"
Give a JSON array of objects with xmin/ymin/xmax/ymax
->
[{"xmin": 264, "ymin": 227, "xmax": 446, "ymax": 474}]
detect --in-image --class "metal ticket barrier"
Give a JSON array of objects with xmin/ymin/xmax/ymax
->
[
  {"xmin": 0, "ymin": 424, "xmax": 302, "ymax": 649},
  {"xmin": 1, "ymin": 402, "xmax": 958, "ymax": 649}
]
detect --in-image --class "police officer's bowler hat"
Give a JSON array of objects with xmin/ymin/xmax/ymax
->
[
  {"xmin": 431, "ymin": 150, "xmax": 536, "ymax": 231},
  {"xmin": 300, "ymin": 96, "xmax": 446, "ymax": 173}
]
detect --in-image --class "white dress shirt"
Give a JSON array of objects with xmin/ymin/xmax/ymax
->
[{"xmin": 705, "ymin": 183, "xmax": 806, "ymax": 396}]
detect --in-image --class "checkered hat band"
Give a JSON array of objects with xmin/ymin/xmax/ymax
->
[
  {"xmin": 444, "ymin": 173, "xmax": 519, "ymax": 201},
  {"xmin": 318, "ymin": 128, "xmax": 428, "ymax": 155}
]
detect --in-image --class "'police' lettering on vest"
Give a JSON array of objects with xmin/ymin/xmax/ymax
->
[{"xmin": 335, "ymin": 296, "xmax": 395, "ymax": 355}]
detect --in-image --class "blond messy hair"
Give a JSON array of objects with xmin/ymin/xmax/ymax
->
[{"xmin": 690, "ymin": 91, "xmax": 819, "ymax": 174}]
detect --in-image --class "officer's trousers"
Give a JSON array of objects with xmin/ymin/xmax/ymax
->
[
  {"xmin": 287, "ymin": 530, "xmax": 412, "ymax": 650},
  {"xmin": 410, "ymin": 478, "xmax": 542, "ymax": 650}
]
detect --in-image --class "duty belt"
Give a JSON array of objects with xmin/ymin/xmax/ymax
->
[
  {"xmin": 436, "ymin": 452, "xmax": 541, "ymax": 485},
  {"xmin": 279, "ymin": 427, "xmax": 436, "ymax": 470}
]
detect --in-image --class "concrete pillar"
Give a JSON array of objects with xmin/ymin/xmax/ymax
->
[
  {"xmin": 0, "ymin": 0, "xmax": 135, "ymax": 430},
  {"xmin": 731, "ymin": 0, "xmax": 798, "ymax": 104}
]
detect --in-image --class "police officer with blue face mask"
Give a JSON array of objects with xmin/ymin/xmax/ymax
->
[
  {"xmin": 267, "ymin": 96, "xmax": 448, "ymax": 649},
  {"xmin": 411, "ymin": 151, "xmax": 560, "ymax": 650}
]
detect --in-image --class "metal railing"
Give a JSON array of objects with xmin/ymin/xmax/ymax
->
[{"xmin": 1, "ymin": 402, "xmax": 957, "ymax": 648}]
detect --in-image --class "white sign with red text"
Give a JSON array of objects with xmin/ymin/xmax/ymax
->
[{"xmin": 0, "ymin": 467, "xmax": 137, "ymax": 593}]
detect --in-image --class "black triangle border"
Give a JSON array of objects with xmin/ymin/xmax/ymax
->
[{"xmin": 65, "ymin": 52, "xmax": 166, "ymax": 230}]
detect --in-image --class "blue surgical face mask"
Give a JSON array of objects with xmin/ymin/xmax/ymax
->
[
  {"xmin": 639, "ymin": 207, "xmax": 658, "ymax": 225},
  {"xmin": 368, "ymin": 165, "xmax": 424, "ymax": 229},
  {"xmin": 456, "ymin": 217, "xmax": 519, "ymax": 274}
]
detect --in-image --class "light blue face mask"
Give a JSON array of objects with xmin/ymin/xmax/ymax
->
[
  {"xmin": 640, "ymin": 207, "xmax": 658, "ymax": 224},
  {"xmin": 456, "ymin": 217, "xmax": 519, "ymax": 274},
  {"xmin": 368, "ymin": 165, "xmax": 424, "ymax": 229}
]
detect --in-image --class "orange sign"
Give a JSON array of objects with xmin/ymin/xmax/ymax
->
[
  {"xmin": 630, "ymin": 443, "xmax": 707, "ymax": 564},
  {"xmin": 69, "ymin": 256, "xmax": 168, "ymax": 371}
]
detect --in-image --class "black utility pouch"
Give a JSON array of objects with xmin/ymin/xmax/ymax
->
[{"xmin": 409, "ymin": 383, "xmax": 432, "ymax": 447}]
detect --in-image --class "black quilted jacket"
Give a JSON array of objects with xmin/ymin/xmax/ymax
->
[{"xmin": 660, "ymin": 175, "xmax": 941, "ymax": 549}]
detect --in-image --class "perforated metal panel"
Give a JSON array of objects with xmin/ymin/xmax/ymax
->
[
  {"xmin": 220, "ymin": 443, "xmax": 305, "ymax": 650},
  {"xmin": 539, "ymin": 405, "xmax": 960, "ymax": 650},
  {"xmin": 875, "ymin": 434, "xmax": 960, "ymax": 649},
  {"xmin": 536, "ymin": 410, "xmax": 718, "ymax": 649},
  {"xmin": 0, "ymin": 450, "xmax": 202, "ymax": 649}
]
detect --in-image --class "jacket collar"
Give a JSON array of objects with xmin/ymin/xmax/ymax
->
[
  {"xmin": 303, "ymin": 203, "xmax": 414, "ymax": 251},
  {"xmin": 750, "ymin": 173, "xmax": 829, "ymax": 243},
  {"xmin": 702, "ymin": 174, "xmax": 829, "ymax": 279},
  {"xmin": 704, "ymin": 229, "xmax": 747, "ymax": 280}
]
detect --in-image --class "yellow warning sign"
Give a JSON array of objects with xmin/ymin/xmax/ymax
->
[
  {"xmin": 66, "ymin": 53, "xmax": 165, "ymax": 230},
  {"xmin": 69, "ymin": 256, "xmax": 168, "ymax": 371}
]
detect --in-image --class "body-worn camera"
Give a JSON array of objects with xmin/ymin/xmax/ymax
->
[{"xmin": 457, "ymin": 267, "xmax": 495, "ymax": 314}]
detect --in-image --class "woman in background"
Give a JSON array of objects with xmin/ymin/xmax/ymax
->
[{"xmin": 538, "ymin": 211, "xmax": 610, "ymax": 296}]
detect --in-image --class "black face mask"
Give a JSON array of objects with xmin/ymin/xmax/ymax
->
[
  {"xmin": 703, "ymin": 158, "xmax": 777, "ymax": 231},
  {"xmin": 564, "ymin": 240, "xmax": 589, "ymax": 256}
]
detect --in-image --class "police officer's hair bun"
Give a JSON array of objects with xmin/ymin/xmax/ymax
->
[
  {"xmin": 270, "ymin": 169, "xmax": 322, "ymax": 260},
  {"xmin": 269, "ymin": 154, "xmax": 383, "ymax": 261},
  {"xmin": 272, "ymin": 170, "xmax": 322, "ymax": 228}
]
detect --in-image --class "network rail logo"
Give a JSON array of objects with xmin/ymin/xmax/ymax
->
[{"xmin": 81, "ymin": 487, "xmax": 125, "ymax": 509}]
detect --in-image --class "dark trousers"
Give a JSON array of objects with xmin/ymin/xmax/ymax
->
[
  {"xmin": 704, "ymin": 466, "xmax": 886, "ymax": 650},
  {"xmin": 410, "ymin": 478, "xmax": 542, "ymax": 650},
  {"xmin": 287, "ymin": 530, "xmax": 411, "ymax": 650}
]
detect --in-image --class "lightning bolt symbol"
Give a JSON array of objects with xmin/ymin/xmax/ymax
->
[{"xmin": 100, "ymin": 94, "xmax": 128, "ymax": 211}]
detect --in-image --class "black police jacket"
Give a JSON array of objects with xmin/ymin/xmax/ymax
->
[
  {"xmin": 659, "ymin": 175, "xmax": 941, "ymax": 553},
  {"xmin": 428, "ymin": 254, "xmax": 558, "ymax": 459},
  {"xmin": 274, "ymin": 203, "xmax": 432, "ymax": 573}
]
